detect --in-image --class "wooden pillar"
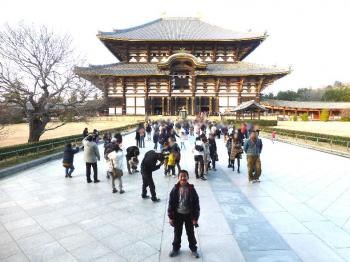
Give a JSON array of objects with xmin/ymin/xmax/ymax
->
[
  {"xmin": 162, "ymin": 97, "xmax": 165, "ymax": 116},
  {"xmin": 167, "ymin": 97, "xmax": 171, "ymax": 116},
  {"xmin": 256, "ymin": 78, "xmax": 264, "ymax": 103},
  {"xmin": 150, "ymin": 97, "xmax": 153, "ymax": 115},
  {"xmin": 209, "ymin": 97, "xmax": 212, "ymax": 114},
  {"xmin": 237, "ymin": 78, "xmax": 244, "ymax": 105},
  {"xmin": 174, "ymin": 96, "xmax": 177, "ymax": 115},
  {"xmin": 186, "ymin": 97, "xmax": 189, "ymax": 113},
  {"xmin": 191, "ymin": 96, "xmax": 195, "ymax": 116},
  {"xmin": 122, "ymin": 78, "xmax": 126, "ymax": 115}
]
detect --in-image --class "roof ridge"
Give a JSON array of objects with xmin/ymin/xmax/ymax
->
[{"xmin": 108, "ymin": 18, "xmax": 162, "ymax": 34}]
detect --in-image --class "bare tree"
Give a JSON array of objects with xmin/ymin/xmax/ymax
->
[{"xmin": 0, "ymin": 23, "xmax": 96, "ymax": 142}]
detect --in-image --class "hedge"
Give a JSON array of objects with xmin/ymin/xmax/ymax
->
[
  {"xmin": 261, "ymin": 127, "xmax": 350, "ymax": 147},
  {"xmin": 0, "ymin": 123, "xmax": 137, "ymax": 160},
  {"xmin": 225, "ymin": 119, "xmax": 277, "ymax": 127}
]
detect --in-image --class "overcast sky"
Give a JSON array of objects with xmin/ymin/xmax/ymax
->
[{"xmin": 1, "ymin": 0, "xmax": 349, "ymax": 94}]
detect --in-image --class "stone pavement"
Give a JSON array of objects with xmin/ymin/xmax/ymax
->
[{"xmin": 0, "ymin": 132, "xmax": 349, "ymax": 262}]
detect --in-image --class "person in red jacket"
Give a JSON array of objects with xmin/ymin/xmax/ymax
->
[{"xmin": 168, "ymin": 170, "xmax": 200, "ymax": 258}]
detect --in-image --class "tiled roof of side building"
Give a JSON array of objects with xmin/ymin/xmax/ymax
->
[
  {"xmin": 98, "ymin": 17, "xmax": 265, "ymax": 41},
  {"xmin": 262, "ymin": 99, "xmax": 350, "ymax": 109},
  {"xmin": 75, "ymin": 62, "xmax": 290, "ymax": 77}
]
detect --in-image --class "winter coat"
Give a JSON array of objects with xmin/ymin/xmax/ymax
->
[
  {"xmin": 230, "ymin": 141, "xmax": 243, "ymax": 160},
  {"xmin": 244, "ymin": 138, "xmax": 263, "ymax": 156},
  {"xmin": 153, "ymin": 132, "xmax": 159, "ymax": 143},
  {"xmin": 141, "ymin": 150, "xmax": 162, "ymax": 174},
  {"xmin": 82, "ymin": 138, "xmax": 100, "ymax": 163},
  {"xmin": 126, "ymin": 146, "xmax": 140, "ymax": 160},
  {"xmin": 226, "ymin": 138, "xmax": 232, "ymax": 153},
  {"xmin": 62, "ymin": 146, "xmax": 79, "ymax": 164},
  {"xmin": 208, "ymin": 138, "xmax": 217, "ymax": 158},
  {"xmin": 168, "ymin": 182, "xmax": 200, "ymax": 221},
  {"xmin": 108, "ymin": 150, "xmax": 124, "ymax": 173},
  {"xmin": 193, "ymin": 140, "xmax": 204, "ymax": 156}
]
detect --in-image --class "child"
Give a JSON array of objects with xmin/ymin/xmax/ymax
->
[
  {"xmin": 272, "ymin": 130, "xmax": 277, "ymax": 143},
  {"xmin": 168, "ymin": 170, "xmax": 200, "ymax": 258},
  {"xmin": 167, "ymin": 152, "xmax": 176, "ymax": 177},
  {"xmin": 128, "ymin": 156, "xmax": 139, "ymax": 174},
  {"xmin": 62, "ymin": 143, "xmax": 79, "ymax": 178}
]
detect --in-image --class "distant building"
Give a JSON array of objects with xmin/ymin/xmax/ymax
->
[
  {"xmin": 75, "ymin": 17, "xmax": 289, "ymax": 116},
  {"xmin": 262, "ymin": 99, "xmax": 350, "ymax": 119}
]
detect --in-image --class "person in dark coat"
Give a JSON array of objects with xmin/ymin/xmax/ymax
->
[
  {"xmin": 140, "ymin": 150, "xmax": 164, "ymax": 202},
  {"xmin": 158, "ymin": 128, "xmax": 169, "ymax": 151},
  {"xmin": 83, "ymin": 128, "xmax": 88, "ymax": 138},
  {"xmin": 126, "ymin": 146, "xmax": 140, "ymax": 174},
  {"xmin": 153, "ymin": 130, "xmax": 159, "ymax": 150},
  {"xmin": 208, "ymin": 134, "xmax": 217, "ymax": 171},
  {"xmin": 168, "ymin": 170, "xmax": 200, "ymax": 258},
  {"xmin": 62, "ymin": 143, "xmax": 79, "ymax": 178}
]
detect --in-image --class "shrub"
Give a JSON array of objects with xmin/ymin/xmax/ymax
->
[
  {"xmin": 225, "ymin": 120, "xmax": 277, "ymax": 127},
  {"xmin": 301, "ymin": 113, "xmax": 309, "ymax": 121},
  {"xmin": 320, "ymin": 109, "xmax": 329, "ymax": 122},
  {"xmin": 291, "ymin": 114, "xmax": 297, "ymax": 121},
  {"xmin": 341, "ymin": 109, "xmax": 350, "ymax": 122}
]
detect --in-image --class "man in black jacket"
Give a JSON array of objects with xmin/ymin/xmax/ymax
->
[
  {"xmin": 126, "ymin": 146, "xmax": 140, "ymax": 174},
  {"xmin": 168, "ymin": 170, "xmax": 200, "ymax": 258},
  {"xmin": 141, "ymin": 150, "xmax": 164, "ymax": 202}
]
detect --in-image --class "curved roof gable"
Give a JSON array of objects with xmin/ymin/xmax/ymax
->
[{"xmin": 98, "ymin": 17, "xmax": 265, "ymax": 41}]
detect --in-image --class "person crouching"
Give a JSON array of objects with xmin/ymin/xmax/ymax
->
[
  {"xmin": 128, "ymin": 156, "xmax": 139, "ymax": 174},
  {"xmin": 168, "ymin": 170, "xmax": 200, "ymax": 258}
]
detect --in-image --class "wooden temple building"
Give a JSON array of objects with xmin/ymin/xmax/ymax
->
[{"xmin": 75, "ymin": 17, "xmax": 290, "ymax": 116}]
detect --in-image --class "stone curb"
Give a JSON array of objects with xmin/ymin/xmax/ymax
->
[{"xmin": 0, "ymin": 129, "xmax": 135, "ymax": 179}]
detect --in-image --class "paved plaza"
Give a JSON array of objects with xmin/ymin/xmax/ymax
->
[{"xmin": 0, "ymin": 132, "xmax": 350, "ymax": 262}]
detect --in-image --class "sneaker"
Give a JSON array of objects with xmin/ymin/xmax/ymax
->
[
  {"xmin": 112, "ymin": 188, "xmax": 118, "ymax": 193},
  {"xmin": 65, "ymin": 175, "xmax": 68, "ymax": 178},
  {"xmin": 119, "ymin": 190, "xmax": 125, "ymax": 194},
  {"xmin": 237, "ymin": 169, "xmax": 240, "ymax": 174},
  {"xmin": 142, "ymin": 195, "xmax": 150, "ymax": 199},
  {"xmin": 151, "ymin": 198, "xmax": 161, "ymax": 202},
  {"xmin": 212, "ymin": 168, "xmax": 217, "ymax": 171},
  {"xmin": 128, "ymin": 171, "xmax": 132, "ymax": 175},
  {"xmin": 169, "ymin": 250, "xmax": 179, "ymax": 257},
  {"xmin": 172, "ymin": 175, "xmax": 176, "ymax": 178},
  {"xmin": 87, "ymin": 180, "xmax": 92, "ymax": 183},
  {"xmin": 191, "ymin": 250, "xmax": 200, "ymax": 258},
  {"xmin": 255, "ymin": 179, "xmax": 261, "ymax": 183},
  {"xmin": 200, "ymin": 176, "xmax": 207, "ymax": 181},
  {"xmin": 68, "ymin": 175, "xmax": 72, "ymax": 178},
  {"xmin": 94, "ymin": 180, "xmax": 100, "ymax": 183},
  {"xmin": 227, "ymin": 164, "xmax": 232, "ymax": 168},
  {"xmin": 134, "ymin": 170, "xmax": 140, "ymax": 173},
  {"xmin": 196, "ymin": 176, "xmax": 200, "ymax": 179}
]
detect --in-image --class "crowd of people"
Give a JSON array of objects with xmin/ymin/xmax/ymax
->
[{"xmin": 61, "ymin": 119, "xmax": 263, "ymax": 258}]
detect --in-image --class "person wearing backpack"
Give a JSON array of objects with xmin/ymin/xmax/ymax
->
[
  {"xmin": 192, "ymin": 137, "xmax": 206, "ymax": 180},
  {"xmin": 153, "ymin": 130, "xmax": 159, "ymax": 150},
  {"xmin": 125, "ymin": 146, "xmax": 140, "ymax": 175}
]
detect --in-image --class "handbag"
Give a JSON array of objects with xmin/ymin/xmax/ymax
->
[{"xmin": 112, "ymin": 167, "xmax": 123, "ymax": 178}]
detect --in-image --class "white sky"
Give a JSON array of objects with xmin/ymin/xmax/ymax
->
[{"xmin": 1, "ymin": 0, "xmax": 349, "ymax": 94}]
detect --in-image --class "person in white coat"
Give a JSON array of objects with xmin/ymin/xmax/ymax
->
[{"xmin": 108, "ymin": 144, "xmax": 125, "ymax": 194}]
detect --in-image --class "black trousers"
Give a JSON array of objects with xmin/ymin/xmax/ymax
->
[
  {"xmin": 175, "ymin": 160, "xmax": 181, "ymax": 174},
  {"xmin": 173, "ymin": 212, "xmax": 197, "ymax": 252},
  {"xmin": 126, "ymin": 156, "xmax": 132, "ymax": 173},
  {"xmin": 86, "ymin": 162, "xmax": 98, "ymax": 182},
  {"xmin": 141, "ymin": 172, "xmax": 156, "ymax": 198},
  {"xmin": 194, "ymin": 155, "xmax": 204, "ymax": 178}
]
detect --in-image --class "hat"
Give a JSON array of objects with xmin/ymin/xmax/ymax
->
[{"xmin": 111, "ymin": 138, "xmax": 117, "ymax": 143}]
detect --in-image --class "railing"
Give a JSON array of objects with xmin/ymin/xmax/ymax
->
[
  {"xmin": 261, "ymin": 130, "xmax": 350, "ymax": 152},
  {"xmin": 0, "ymin": 124, "xmax": 137, "ymax": 162}
]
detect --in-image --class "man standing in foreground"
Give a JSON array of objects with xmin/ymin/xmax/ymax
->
[
  {"xmin": 168, "ymin": 170, "xmax": 200, "ymax": 258},
  {"xmin": 244, "ymin": 130, "xmax": 263, "ymax": 183},
  {"xmin": 140, "ymin": 150, "xmax": 164, "ymax": 202},
  {"xmin": 82, "ymin": 134, "xmax": 101, "ymax": 183}
]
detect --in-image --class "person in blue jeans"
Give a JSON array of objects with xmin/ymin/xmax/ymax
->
[{"xmin": 62, "ymin": 143, "xmax": 79, "ymax": 178}]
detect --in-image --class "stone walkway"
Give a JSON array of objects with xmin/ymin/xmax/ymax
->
[{"xmin": 0, "ymin": 132, "xmax": 349, "ymax": 261}]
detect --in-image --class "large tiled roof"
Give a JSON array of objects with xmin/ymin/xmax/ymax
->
[
  {"xmin": 233, "ymin": 100, "xmax": 267, "ymax": 112},
  {"xmin": 98, "ymin": 17, "xmax": 264, "ymax": 41},
  {"xmin": 75, "ymin": 62, "xmax": 289, "ymax": 77},
  {"xmin": 262, "ymin": 99, "xmax": 350, "ymax": 109}
]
